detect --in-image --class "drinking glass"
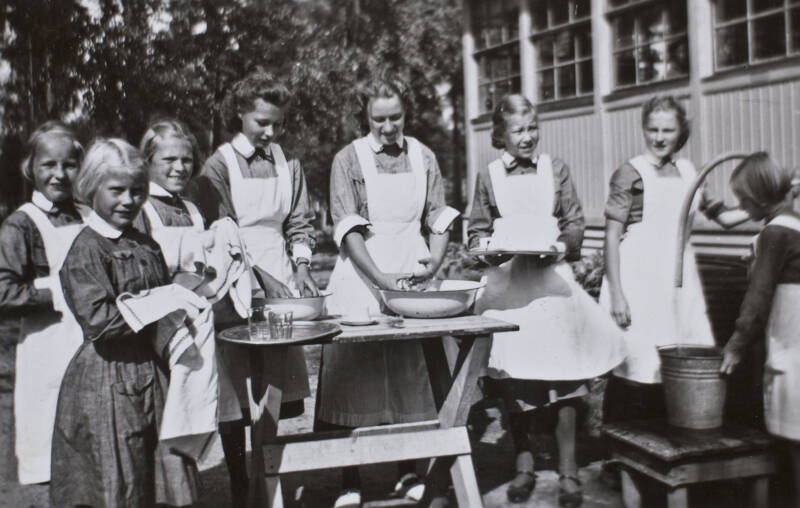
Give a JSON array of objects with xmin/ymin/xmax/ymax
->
[
  {"xmin": 248, "ymin": 305, "xmax": 270, "ymax": 341},
  {"xmin": 268, "ymin": 310, "xmax": 294, "ymax": 339}
]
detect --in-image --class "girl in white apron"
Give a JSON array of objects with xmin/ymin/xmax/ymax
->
[
  {"xmin": 137, "ymin": 119, "xmax": 243, "ymax": 505},
  {"xmin": 468, "ymin": 95, "xmax": 624, "ymax": 507},
  {"xmin": 600, "ymin": 96, "xmax": 749, "ymax": 424},
  {"xmin": 0, "ymin": 122, "xmax": 84, "ymax": 486},
  {"xmin": 721, "ymin": 152, "xmax": 800, "ymax": 508},
  {"xmin": 189, "ymin": 72, "xmax": 318, "ymax": 507},
  {"xmin": 318, "ymin": 76, "xmax": 459, "ymax": 507}
]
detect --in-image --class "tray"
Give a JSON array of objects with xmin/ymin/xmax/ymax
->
[
  {"xmin": 467, "ymin": 248, "xmax": 559, "ymax": 257},
  {"xmin": 217, "ymin": 322, "xmax": 342, "ymax": 346}
]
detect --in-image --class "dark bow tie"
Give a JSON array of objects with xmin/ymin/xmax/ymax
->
[
  {"xmin": 506, "ymin": 157, "xmax": 536, "ymax": 170},
  {"xmin": 248, "ymin": 147, "xmax": 274, "ymax": 163}
]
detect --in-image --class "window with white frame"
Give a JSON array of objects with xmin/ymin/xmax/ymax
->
[
  {"xmin": 471, "ymin": 0, "xmax": 521, "ymax": 114},
  {"xmin": 530, "ymin": 0, "xmax": 593, "ymax": 102},
  {"xmin": 713, "ymin": 0, "xmax": 800, "ymax": 70},
  {"xmin": 606, "ymin": 0, "xmax": 690, "ymax": 88}
]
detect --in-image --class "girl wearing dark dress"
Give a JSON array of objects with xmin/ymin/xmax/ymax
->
[{"xmin": 50, "ymin": 138, "xmax": 196, "ymax": 508}]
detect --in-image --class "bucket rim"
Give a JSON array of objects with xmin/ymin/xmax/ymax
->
[{"xmin": 657, "ymin": 343, "xmax": 723, "ymax": 359}]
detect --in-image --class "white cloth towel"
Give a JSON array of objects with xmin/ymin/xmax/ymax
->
[{"xmin": 203, "ymin": 218, "xmax": 252, "ymax": 318}]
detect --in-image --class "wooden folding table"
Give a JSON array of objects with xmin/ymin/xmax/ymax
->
[{"xmin": 219, "ymin": 315, "xmax": 517, "ymax": 508}]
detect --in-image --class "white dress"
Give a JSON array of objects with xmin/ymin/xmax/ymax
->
[{"xmin": 476, "ymin": 154, "xmax": 625, "ymax": 381}]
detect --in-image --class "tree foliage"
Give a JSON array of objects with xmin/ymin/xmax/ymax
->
[{"xmin": 0, "ymin": 0, "xmax": 464, "ymax": 210}]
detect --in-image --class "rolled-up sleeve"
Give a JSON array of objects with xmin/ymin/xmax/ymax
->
[
  {"xmin": 467, "ymin": 169, "xmax": 496, "ymax": 250},
  {"xmin": 329, "ymin": 150, "xmax": 370, "ymax": 247},
  {"xmin": 284, "ymin": 159, "xmax": 316, "ymax": 261},
  {"xmin": 421, "ymin": 149, "xmax": 460, "ymax": 234},
  {"xmin": 0, "ymin": 215, "xmax": 52, "ymax": 314},
  {"xmin": 552, "ymin": 158, "xmax": 585, "ymax": 261}
]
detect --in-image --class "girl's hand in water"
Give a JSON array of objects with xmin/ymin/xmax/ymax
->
[{"xmin": 253, "ymin": 266, "xmax": 293, "ymax": 298}]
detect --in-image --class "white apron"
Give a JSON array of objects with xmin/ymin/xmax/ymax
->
[
  {"xmin": 759, "ymin": 214, "xmax": 800, "ymax": 440},
  {"xmin": 218, "ymin": 142, "xmax": 310, "ymax": 403},
  {"xmin": 477, "ymin": 155, "xmax": 624, "ymax": 381},
  {"xmin": 599, "ymin": 155, "xmax": 714, "ymax": 384},
  {"xmin": 14, "ymin": 203, "xmax": 83, "ymax": 484},
  {"xmin": 318, "ymin": 136, "xmax": 437, "ymax": 427},
  {"xmin": 142, "ymin": 198, "xmax": 242, "ymax": 428}
]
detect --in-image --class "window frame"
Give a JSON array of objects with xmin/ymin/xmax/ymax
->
[
  {"xmin": 471, "ymin": 0, "xmax": 522, "ymax": 115},
  {"xmin": 712, "ymin": 0, "xmax": 800, "ymax": 72},
  {"xmin": 605, "ymin": 0, "xmax": 691, "ymax": 90},
  {"xmin": 529, "ymin": 0, "xmax": 594, "ymax": 104}
]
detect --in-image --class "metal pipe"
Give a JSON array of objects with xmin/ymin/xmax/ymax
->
[{"xmin": 674, "ymin": 152, "xmax": 749, "ymax": 288}]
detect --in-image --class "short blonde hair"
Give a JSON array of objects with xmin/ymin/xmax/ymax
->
[
  {"xmin": 139, "ymin": 118, "xmax": 200, "ymax": 177},
  {"xmin": 491, "ymin": 94, "xmax": 536, "ymax": 150},
  {"xmin": 730, "ymin": 152, "xmax": 792, "ymax": 208},
  {"xmin": 20, "ymin": 120, "xmax": 83, "ymax": 182},
  {"xmin": 73, "ymin": 138, "xmax": 148, "ymax": 205}
]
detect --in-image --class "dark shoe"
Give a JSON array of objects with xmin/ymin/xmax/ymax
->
[
  {"xmin": 558, "ymin": 474, "xmax": 583, "ymax": 508},
  {"xmin": 506, "ymin": 470, "xmax": 536, "ymax": 503}
]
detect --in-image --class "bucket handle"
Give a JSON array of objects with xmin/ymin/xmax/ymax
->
[{"xmin": 674, "ymin": 152, "xmax": 750, "ymax": 288}]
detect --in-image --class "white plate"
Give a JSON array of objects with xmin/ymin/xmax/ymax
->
[{"xmin": 339, "ymin": 318, "xmax": 378, "ymax": 326}]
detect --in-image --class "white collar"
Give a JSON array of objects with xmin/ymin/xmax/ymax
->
[
  {"xmin": 501, "ymin": 151, "xmax": 539, "ymax": 168},
  {"xmin": 85, "ymin": 211, "xmax": 123, "ymax": 239},
  {"xmin": 31, "ymin": 191, "xmax": 56, "ymax": 212},
  {"xmin": 643, "ymin": 152, "xmax": 675, "ymax": 168},
  {"xmin": 148, "ymin": 181, "xmax": 175, "ymax": 198},
  {"xmin": 367, "ymin": 133, "xmax": 405, "ymax": 153},
  {"xmin": 231, "ymin": 133, "xmax": 274, "ymax": 159}
]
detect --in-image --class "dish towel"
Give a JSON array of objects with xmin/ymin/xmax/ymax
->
[
  {"xmin": 202, "ymin": 217, "xmax": 252, "ymax": 318},
  {"xmin": 116, "ymin": 284, "xmax": 242, "ymax": 462}
]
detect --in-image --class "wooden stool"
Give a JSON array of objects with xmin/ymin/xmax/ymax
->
[{"xmin": 603, "ymin": 420, "xmax": 777, "ymax": 508}]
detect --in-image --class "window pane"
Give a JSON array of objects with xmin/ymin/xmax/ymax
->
[
  {"xmin": 615, "ymin": 50, "xmax": 636, "ymax": 86},
  {"xmin": 573, "ymin": 0, "xmax": 590, "ymax": 20},
  {"xmin": 494, "ymin": 80, "xmax": 511, "ymax": 104},
  {"xmin": 506, "ymin": 10, "xmax": 519, "ymax": 41},
  {"xmin": 557, "ymin": 65, "xmax": 577, "ymax": 99},
  {"xmin": 539, "ymin": 69, "xmax": 555, "ymax": 101},
  {"xmin": 487, "ymin": 21, "xmax": 503, "ymax": 46},
  {"xmin": 753, "ymin": 13, "xmax": 786, "ymax": 60},
  {"xmin": 511, "ymin": 76, "xmax": 522, "ymax": 95},
  {"xmin": 578, "ymin": 59, "xmax": 593, "ymax": 94},
  {"xmin": 538, "ymin": 35, "xmax": 555, "ymax": 66},
  {"xmin": 637, "ymin": 46, "xmax": 659, "ymax": 83},
  {"xmin": 615, "ymin": 11, "xmax": 636, "ymax": 49},
  {"xmin": 641, "ymin": 8, "xmax": 664, "ymax": 45},
  {"xmin": 608, "ymin": 0, "xmax": 631, "ymax": 6},
  {"xmin": 555, "ymin": 30, "xmax": 575, "ymax": 63},
  {"xmin": 715, "ymin": 0, "xmax": 747, "ymax": 21},
  {"xmin": 791, "ymin": 7, "xmax": 800, "ymax": 54},
  {"xmin": 492, "ymin": 51, "xmax": 512, "ymax": 79},
  {"xmin": 752, "ymin": 0, "xmax": 784, "ymax": 14},
  {"xmin": 716, "ymin": 23, "xmax": 748, "ymax": 67},
  {"xmin": 665, "ymin": 1, "xmax": 687, "ymax": 36},
  {"xmin": 531, "ymin": 0, "xmax": 548, "ymax": 31},
  {"xmin": 575, "ymin": 25, "xmax": 592, "ymax": 58},
  {"xmin": 479, "ymin": 84, "xmax": 492, "ymax": 113},
  {"xmin": 478, "ymin": 55, "xmax": 491, "ymax": 81},
  {"xmin": 552, "ymin": 0, "xmax": 569, "ymax": 25},
  {"xmin": 666, "ymin": 39, "xmax": 690, "ymax": 78}
]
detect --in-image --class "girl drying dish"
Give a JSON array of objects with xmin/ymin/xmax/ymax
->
[
  {"xmin": 468, "ymin": 94, "xmax": 624, "ymax": 507},
  {"xmin": 50, "ymin": 139, "xmax": 195, "ymax": 508},
  {"xmin": 721, "ymin": 153, "xmax": 800, "ymax": 507},
  {"xmin": 0, "ymin": 122, "xmax": 84, "ymax": 485}
]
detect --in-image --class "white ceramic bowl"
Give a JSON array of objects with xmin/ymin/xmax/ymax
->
[
  {"xmin": 378, "ymin": 280, "xmax": 485, "ymax": 318},
  {"xmin": 261, "ymin": 290, "xmax": 330, "ymax": 321}
]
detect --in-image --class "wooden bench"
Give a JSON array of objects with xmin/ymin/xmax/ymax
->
[{"xmin": 603, "ymin": 420, "xmax": 777, "ymax": 508}]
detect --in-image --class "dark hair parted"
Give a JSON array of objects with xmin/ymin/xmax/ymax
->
[
  {"xmin": 730, "ymin": 151, "xmax": 792, "ymax": 208},
  {"xmin": 20, "ymin": 120, "xmax": 83, "ymax": 182},
  {"xmin": 490, "ymin": 94, "xmax": 536, "ymax": 149},
  {"xmin": 224, "ymin": 70, "xmax": 291, "ymax": 132},
  {"xmin": 139, "ymin": 118, "xmax": 201, "ymax": 178},
  {"xmin": 641, "ymin": 94, "xmax": 691, "ymax": 151},
  {"xmin": 355, "ymin": 70, "xmax": 410, "ymax": 133}
]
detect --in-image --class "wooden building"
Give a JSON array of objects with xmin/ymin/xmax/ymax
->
[{"xmin": 460, "ymin": 0, "xmax": 800, "ymax": 256}]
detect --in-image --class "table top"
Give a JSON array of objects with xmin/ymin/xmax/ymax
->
[
  {"xmin": 603, "ymin": 420, "xmax": 775, "ymax": 462},
  {"xmin": 330, "ymin": 314, "xmax": 518, "ymax": 343}
]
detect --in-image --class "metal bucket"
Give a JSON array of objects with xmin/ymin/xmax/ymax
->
[{"xmin": 658, "ymin": 345, "xmax": 727, "ymax": 429}]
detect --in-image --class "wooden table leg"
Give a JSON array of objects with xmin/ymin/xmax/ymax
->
[
  {"xmin": 246, "ymin": 346, "xmax": 286, "ymax": 508},
  {"xmin": 620, "ymin": 469, "xmax": 642, "ymax": 508},
  {"xmin": 666, "ymin": 486, "xmax": 689, "ymax": 508},
  {"xmin": 750, "ymin": 476, "xmax": 769, "ymax": 508},
  {"xmin": 450, "ymin": 454, "xmax": 483, "ymax": 508}
]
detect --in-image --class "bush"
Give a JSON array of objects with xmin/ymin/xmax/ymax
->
[
  {"xmin": 436, "ymin": 242, "xmax": 484, "ymax": 281},
  {"xmin": 570, "ymin": 250, "xmax": 605, "ymax": 299}
]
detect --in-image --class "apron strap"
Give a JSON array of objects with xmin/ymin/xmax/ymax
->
[
  {"xmin": 353, "ymin": 136, "xmax": 380, "ymax": 212},
  {"xmin": 142, "ymin": 199, "xmax": 204, "ymax": 231},
  {"xmin": 268, "ymin": 143, "xmax": 293, "ymax": 217},
  {"xmin": 142, "ymin": 200, "xmax": 165, "ymax": 230},
  {"xmin": 183, "ymin": 200, "xmax": 205, "ymax": 229},
  {"xmin": 404, "ymin": 136, "xmax": 428, "ymax": 220},
  {"xmin": 488, "ymin": 159, "xmax": 511, "ymax": 218},
  {"xmin": 18, "ymin": 203, "xmax": 73, "ymax": 268},
  {"xmin": 537, "ymin": 153, "xmax": 555, "ymax": 215}
]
